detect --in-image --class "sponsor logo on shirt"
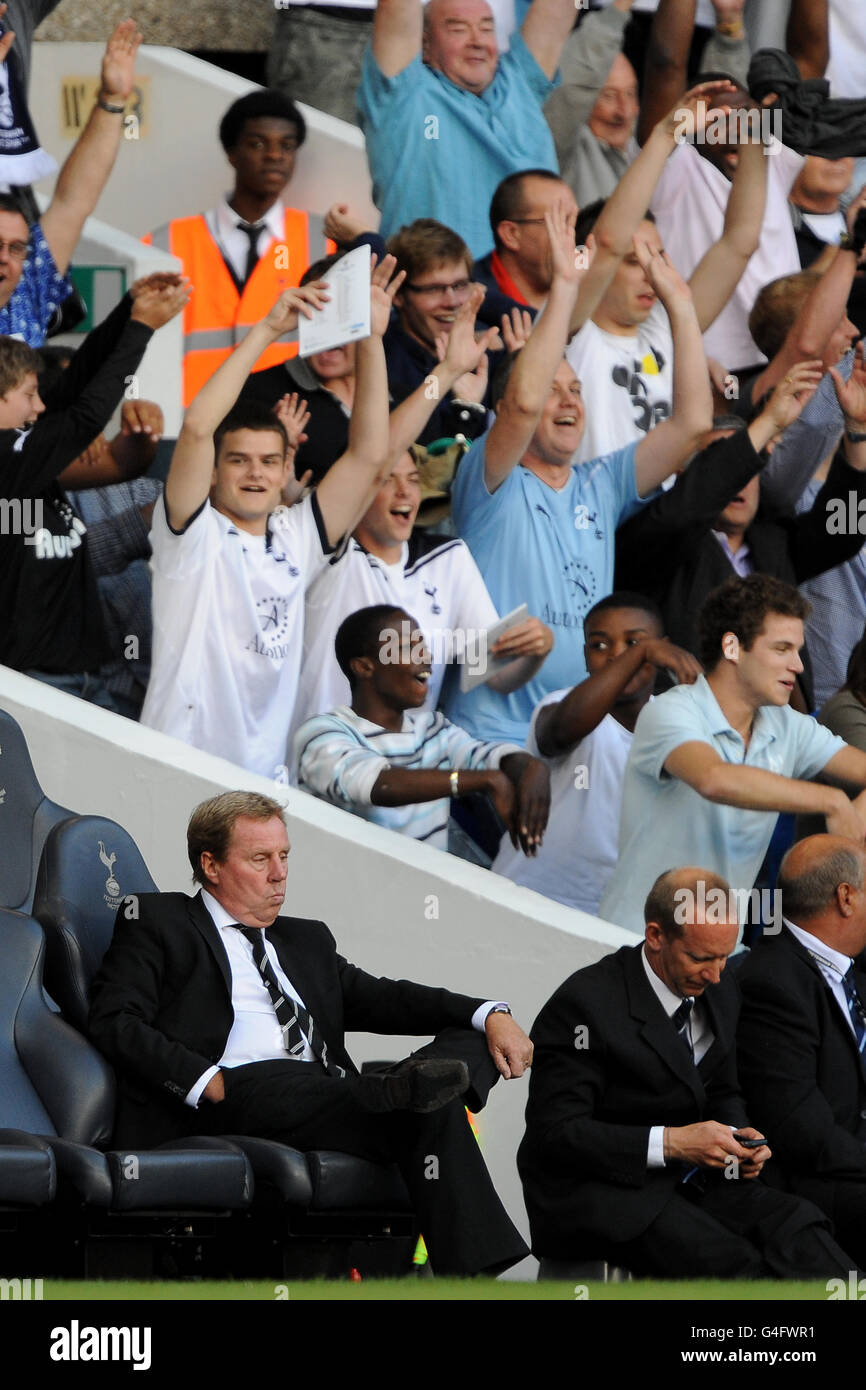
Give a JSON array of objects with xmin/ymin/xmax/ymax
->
[{"xmin": 247, "ymin": 593, "xmax": 294, "ymax": 662}]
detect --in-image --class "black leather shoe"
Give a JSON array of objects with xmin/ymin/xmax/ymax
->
[{"xmin": 383, "ymin": 1058, "xmax": 470, "ymax": 1114}]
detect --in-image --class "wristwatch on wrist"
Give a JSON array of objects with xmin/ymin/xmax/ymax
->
[{"xmin": 97, "ymin": 94, "xmax": 126, "ymax": 114}]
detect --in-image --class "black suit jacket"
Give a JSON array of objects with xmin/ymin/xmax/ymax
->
[
  {"xmin": 737, "ymin": 926, "xmax": 866, "ymax": 1203},
  {"xmin": 88, "ymin": 891, "xmax": 485, "ymax": 1148},
  {"xmin": 517, "ymin": 943, "xmax": 749, "ymax": 1259}
]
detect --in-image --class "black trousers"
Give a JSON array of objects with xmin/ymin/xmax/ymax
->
[
  {"xmin": 605, "ymin": 1176, "xmax": 858, "ymax": 1280},
  {"xmin": 206, "ymin": 1029, "xmax": 528, "ymax": 1277}
]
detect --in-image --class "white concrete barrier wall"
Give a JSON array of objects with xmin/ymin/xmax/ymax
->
[{"xmin": 0, "ymin": 667, "xmax": 634, "ymax": 1278}]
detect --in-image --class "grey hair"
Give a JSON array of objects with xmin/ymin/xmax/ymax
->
[{"xmin": 778, "ymin": 845, "xmax": 866, "ymax": 921}]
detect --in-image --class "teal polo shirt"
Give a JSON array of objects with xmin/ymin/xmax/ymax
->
[
  {"xmin": 599, "ymin": 675, "xmax": 846, "ymax": 934},
  {"xmin": 358, "ymin": 34, "xmax": 559, "ymax": 259}
]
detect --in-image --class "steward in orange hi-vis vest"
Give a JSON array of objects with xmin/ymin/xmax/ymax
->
[{"xmin": 144, "ymin": 208, "xmax": 332, "ymax": 405}]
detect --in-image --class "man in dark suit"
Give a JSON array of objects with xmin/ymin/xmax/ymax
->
[
  {"xmin": 88, "ymin": 790, "xmax": 532, "ymax": 1275},
  {"xmin": 738, "ymin": 834, "xmax": 866, "ymax": 1267},
  {"xmin": 518, "ymin": 865, "xmax": 856, "ymax": 1277}
]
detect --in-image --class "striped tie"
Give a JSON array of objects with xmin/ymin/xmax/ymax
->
[
  {"xmin": 842, "ymin": 966, "xmax": 866, "ymax": 1061},
  {"xmin": 672, "ymin": 997, "xmax": 695, "ymax": 1061},
  {"xmin": 235, "ymin": 926, "xmax": 346, "ymax": 1078}
]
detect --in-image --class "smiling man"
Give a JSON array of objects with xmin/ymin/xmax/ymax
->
[
  {"xmin": 519, "ymin": 864, "xmax": 858, "ymax": 1278},
  {"xmin": 295, "ymin": 604, "xmax": 550, "ymax": 856},
  {"xmin": 89, "ymin": 789, "xmax": 534, "ymax": 1276},
  {"xmin": 141, "ymin": 262, "xmax": 403, "ymax": 777},
  {"xmin": 144, "ymin": 89, "xmax": 331, "ymax": 406},
  {"xmin": 358, "ymin": 0, "xmax": 578, "ymax": 256},
  {"xmin": 600, "ymin": 574, "xmax": 866, "ymax": 935}
]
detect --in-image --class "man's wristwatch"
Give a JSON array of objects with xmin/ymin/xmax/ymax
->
[
  {"xmin": 488, "ymin": 1006, "xmax": 512, "ymax": 1018},
  {"xmin": 97, "ymin": 93, "xmax": 126, "ymax": 114}
]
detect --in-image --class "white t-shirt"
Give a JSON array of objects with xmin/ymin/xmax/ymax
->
[
  {"xmin": 566, "ymin": 299, "xmax": 673, "ymax": 465},
  {"xmin": 142, "ymin": 494, "xmax": 335, "ymax": 778},
  {"xmin": 650, "ymin": 140, "xmax": 804, "ymax": 371},
  {"xmin": 492, "ymin": 692, "xmax": 635, "ymax": 914},
  {"xmin": 289, "ymin": 534, "xmax": 499, "ymax": 770},
  {"xmin": 826, "ymin": 1, "xmax": 866, "ymax": 98}
]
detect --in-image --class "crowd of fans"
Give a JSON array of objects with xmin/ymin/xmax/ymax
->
[{"xmin": 2, "ymin": 0, "xmax": 866, "ymax": 937}]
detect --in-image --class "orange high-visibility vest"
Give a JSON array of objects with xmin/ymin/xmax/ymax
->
[{"xmin": 143, "ymin": 208, "xmax": 332, "ymax": 405}]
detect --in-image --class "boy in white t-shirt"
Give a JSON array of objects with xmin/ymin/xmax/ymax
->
[
  {"xmin": 492, "ymin": 592, "xmax": 701, "ymax": 914},
  {"xmin": 142, "ymin": 259, "xmax": 404, "ymax": 777}
]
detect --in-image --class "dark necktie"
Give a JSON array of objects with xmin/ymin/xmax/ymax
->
[
  {"xmin": 842, "ymin": 966, "xmax": 866, "ymax": 1061},
  {"xmin": 672, "ymin": 997, "xmax": 695, "ymax": 1061},
  {"xmin": 234, "ymin": 926, "xmax": 345, "ymax": 1078},
  {"xmin": 237, "ymin": 221, "xmax": 265, "ymax": 287}
]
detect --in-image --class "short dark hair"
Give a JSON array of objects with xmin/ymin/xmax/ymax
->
[
  {"xmin": 0, "ymin": 192, "xmax": 29, "ymax": 224},
  {"xmin": 0, "ymin": 336, "xmax": 42, "ymax": 398},
  {"xmin": 335, "ymin": 604, "xmax": 409, "ymax": 686},
  {"xmin": 584, "ymin": 591, "xmax": 664, "ymax": 634},
  {"xmin": 697, "ymin": 574, "xmax": 810, "ymax": 671},
  {"xmin": 574, "ymin": 199, "xmax": 654, "ymax": 250},
  {"xmin": 748, "ymin": 271, "xmax": 819, "ymax": 361},
  {"xmin": 37, "ymin": 343, "xmax": 73, "ymax": 398},
  {"xmin": 187, "ymin": 791, "xmax": 286, "ymax": 887},
  {"xmin": 213, "ymin": 400, "xmax": 288, "ymax": 458},
  {"xmin": 218, "ymin": 89, "xmax": 306, "ymax": 153},
  {"xmin": 778, "ymin": 842, "xmax": 865, "ymax": 921},
  {"xmin": 489, "ymin": 169, "xmax": 565, "ymax": 252},
  {"xmin": 489, "ymin": 348, "xmax": 520, "ymax": 408},
  {"xmin": 301, "ymin": 252, "xmax": 343, "ymax": 286}
]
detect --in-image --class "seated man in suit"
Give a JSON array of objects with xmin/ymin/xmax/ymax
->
[
  {"xmin": 518, "ymin": 865, "xmax": 857, "ymax": 1278},
  {"xmin": 738, "ymin": 834, "xmax": 866, "ymax": 1268},
  {"xmin": 88, "ymin": 790, "xmax": 531, "ymax": 1276}
]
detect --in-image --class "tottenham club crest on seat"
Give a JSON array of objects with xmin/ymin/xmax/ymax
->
[{"xmin": 98, "ymin": 840, "xmax": 122, "ymax": 906}]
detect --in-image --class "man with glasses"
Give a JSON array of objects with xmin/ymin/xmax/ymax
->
[
  {"xmin": 473, "ymin": 169, "xmax": 578, "ymax": 316},
  {"xmin": 0, "ymin": 21, "xmax": 141, "ymax": 347},
  {"xmin": 384, "ymin": 218, "xmax": 493, "ymax": 445}
]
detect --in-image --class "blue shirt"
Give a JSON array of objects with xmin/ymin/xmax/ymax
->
[
  {"xmin": 358, "ymin": 34, "xmax": 559, "ymax": 259},
  {"xmin": 0, "ymin": 222, "xmax": 72, "ymax": 347},
  {"xmin": 443, "ymin": 432, "xmax": 639, "ymax": 744},
  {"xmin": 599, "ymin": 675, "xmax": 846, "ymax": 933}
]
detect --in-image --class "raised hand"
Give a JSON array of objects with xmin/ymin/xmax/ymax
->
[
  {"xmin": 434, "ymin": 285, "xmax": 501, "ymax": 402},
  {"xmin": 512, "ymin": 760, "xmax": 551, "ymax": 857},
  {"xmin": 633, "ymin": 237, "xmax": 692, "ymax": 310},
  {"xmin": 129, "ymin": 277, "xmax": 192, "ymax": 329},
  {"xmin": 545, "ymin": 196, "xmax": 582, "ymax": 285},
  {"xmin": 274, "ymin": 391, "xmax": 310, "ymax": 453},
  {"xmin": 369, "ymin": 252, "xmax": 405, "ymax": 339},
  {"xmin": 264, "ymin": 282, "xmax": 329, "ymax": 337},
  {"xmin": 763, "ymin": 359, "xmax": 823, "ymax": 432},
  {"xmin": 500, "ymin": 306, "xmax": 534, "ymax": 355},
  {"xmin": 659, "ymin": 79, "xmax": 739, "ymax": 142},
  {"xmin": 100, "ymin": 19, "xmax": 141, "ymax": 103},
  {"xmin": 324, "ymin": 202, "xmax": 368, "ymax": 244}
]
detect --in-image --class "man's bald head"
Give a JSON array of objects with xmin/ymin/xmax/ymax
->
[
  {"xmin": 778, "ymin": 836, "xmax": 866, "ymax": 955},
  {"xmin": 643, "ymin": 867, "xmax": 739, "ymax": 999}
]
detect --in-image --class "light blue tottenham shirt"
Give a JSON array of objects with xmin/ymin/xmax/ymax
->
[
  {"xmin": 443, "ymin": 431, "xmax": 639, "ymax": 744},
  {"xmin": 599, "ymin": 675, "xmax": 846, "ymax": 934},
  {"xmin": 357, "ymin": 33, "xmax": 559, "ymax": 259}
]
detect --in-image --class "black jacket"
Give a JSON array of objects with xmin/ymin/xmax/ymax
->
[
  {"xmin": 737, "ymin": 925, "xmax": 866, "ymax": 1204},
  {"xmin": 518, "ymin": 942, "xmax": 748, "ymax": 1259},
  {"xmin": 88, "ymin": 890, "xmax": 484, "ymax": 1148}
]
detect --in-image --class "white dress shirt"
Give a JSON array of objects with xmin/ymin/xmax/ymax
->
[
  {"xmin": 641, "ymin": 946, "xmax": 714, "ymax": 1168},
  {"xmin": 186, "ymin": 890, "xmax": 506, "ymax": 1105},
  {"xmin": 204, "ymin": 195, "xmax": 287, "ymax": 285},
  {"xmin": 785, "ymin": 917, "xmax": 858, "ymax": 1040}
]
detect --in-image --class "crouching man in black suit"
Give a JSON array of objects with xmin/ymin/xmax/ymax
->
[
  {"xmin": 89, "ymin": 790, "xmax": 532, "ymax": 1275},
  {"xmin": 738, "ymin": 835, "xmax": 866, "ymax": 1269},
  {"xmin": 518, "ymin": 866, "xmax": 857, "ymax": 1278}
]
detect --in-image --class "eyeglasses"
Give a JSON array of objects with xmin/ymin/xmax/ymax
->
[
  {"xmin": 403, "ymin": 278, "xmax": 472, "ymax": 297},
  {"xmin": 506, "ymin": 218, "xmax": 547, "ymax": 226},
  {"xmin": 0, "ymin": 239, "xmax": 28, "ymax": 259}
]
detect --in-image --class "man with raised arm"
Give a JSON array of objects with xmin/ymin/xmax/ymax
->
[
  {"xmin": 141, "ymin": 258, "xmax": 403, "ymax": 779},
  {"xmin": 444, "ymin": 199, "xmax": 712, "ymax": 745},
  {"xmin": 358, "ymin": 0, "xmax": 577, "ymax": 257},
  {"xmin": 0, "ymin": 20, "xmax": 141, "ymax": 345}
]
